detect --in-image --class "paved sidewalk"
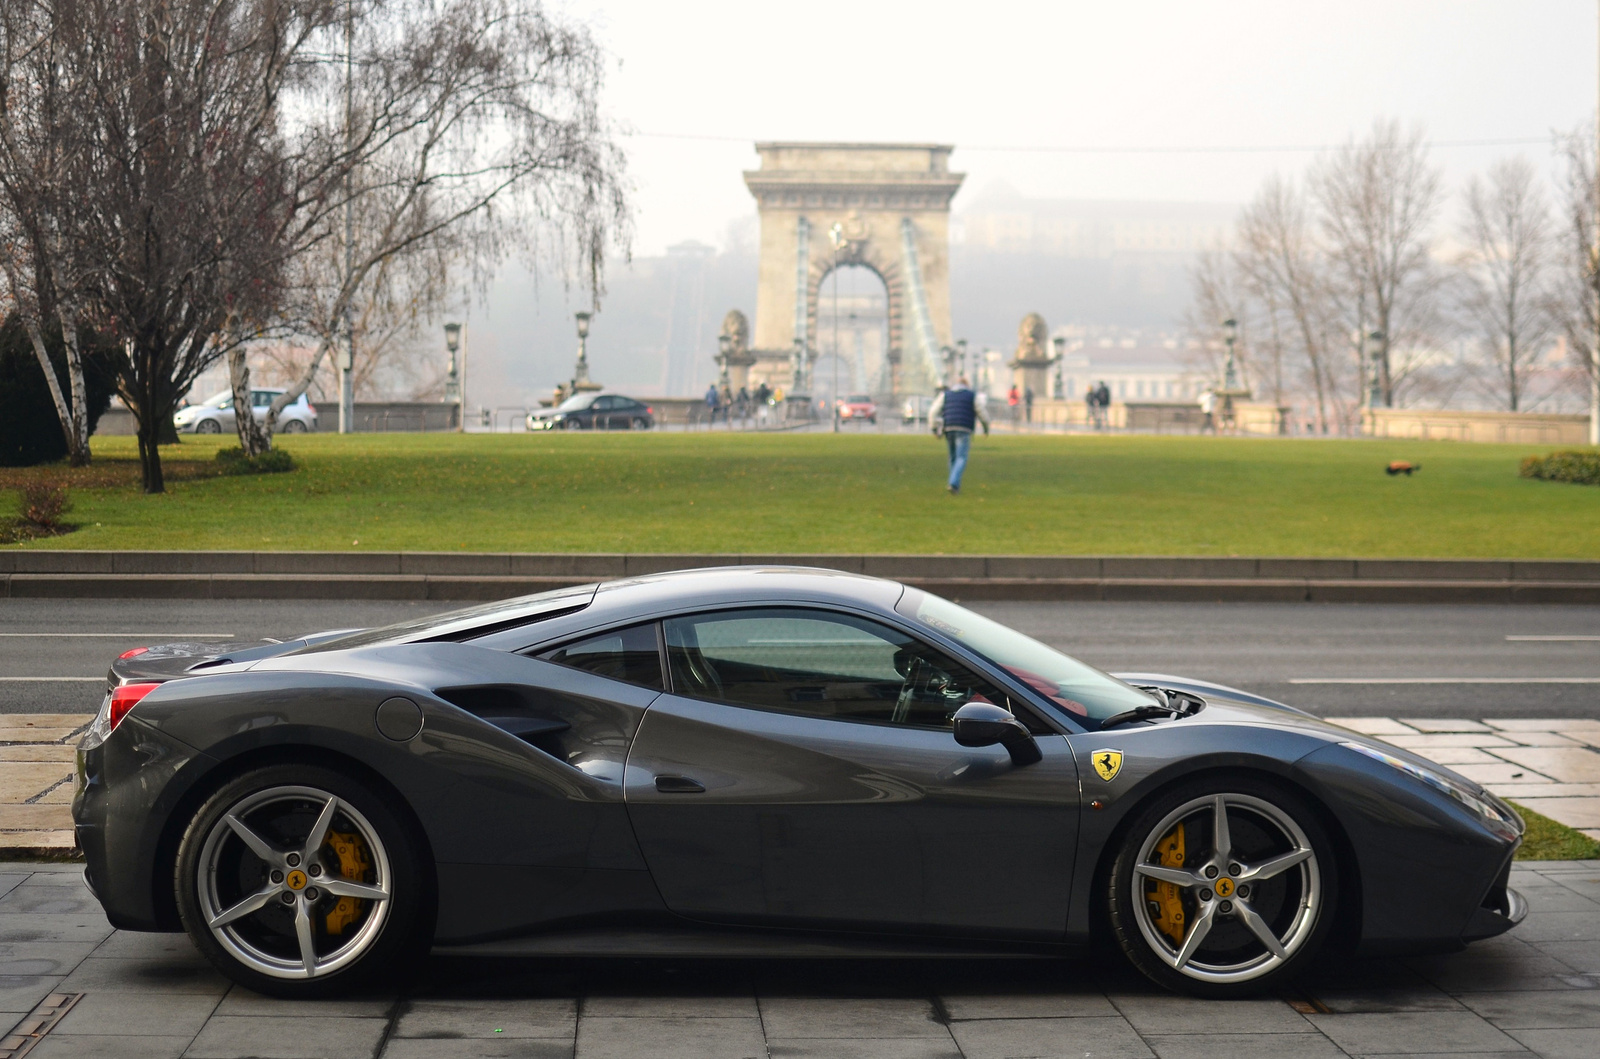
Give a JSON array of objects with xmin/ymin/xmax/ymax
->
[
  {"xmin": 8, "ymin": 715, "xmax": 1600, "ymax": 853},
  {"xmin": 0, "ymin": 716, "xmax": 82, "ymax": 853},
  {"xmin": 1, "ymin": 860, "xmax": 1598, "ymax": 1058}
]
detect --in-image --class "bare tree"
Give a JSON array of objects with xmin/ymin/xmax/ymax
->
[
  {"xmin": 1554, "ymin": 128, "xmax": 1600, "ymax": 418},
  {"xmin": 1456, "ymin": 156, "xmax": 1554, "ymax": 411},
  {"xmin": 229, "ymin": 0, "xmax": 629, "ymax": 454},
  {"xmin": 0, "ymin": 0, "xmax": 97, "ymax": 465},
  {"xmin": 1312, "ymin": 119, "xmax": 1444, "ymax": 407},
  {"xmin": 1232, "ymin": 176, "xmax": 1345, "ymax": 433},
  {"xmin": 1183, "ymin": 243, "xmax": 1250, "ymax": 386}
]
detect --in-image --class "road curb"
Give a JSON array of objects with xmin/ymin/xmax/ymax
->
[{"xmin": 3, "ymin": 564, "xmax": 1600, "ymax": 603}]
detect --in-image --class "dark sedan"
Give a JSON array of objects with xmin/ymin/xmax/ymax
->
[
  {"xmin": 75, "ymin": 568, "xmax": 1525, "ymax": 999},
  {"xmin": 527, "ymin": 392, "xmax": 654, "ymax": 430}
]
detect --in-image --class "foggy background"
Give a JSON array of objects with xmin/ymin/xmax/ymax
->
[{"xmin": 305, "ymin": 1, "xmax": 1600, "ymax": 406}]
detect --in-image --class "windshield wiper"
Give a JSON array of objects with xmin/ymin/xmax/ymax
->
[{"xmin": 1099, "ymin": 703, "xmax": 1182, "ymax": 730}]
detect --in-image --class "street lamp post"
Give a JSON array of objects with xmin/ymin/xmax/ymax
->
[
  {"xmin": 957, "ymin": 339, "xmax": 968, "ymax": 381},
  {"xmin": 1222, "ymin": 318, "xmax": 1240, "ymax": 393},
  {"xmin": 572, "ymin": 312, "xmax": 592, "ymax": 392},
  {"xmin": 716, "ymin": 334, "xmax": 731, "ymax": 390},
  {"xmin": 1366, "ymin": 330, "xmax": 1385, "ymax": 411},
  {"xmin": 1051, "ymin": 335, "xmax": 1066, "ymax": 399},
  {"xmin": 443, "ymin": 323, "xmax": 463, "ymax": 431}
]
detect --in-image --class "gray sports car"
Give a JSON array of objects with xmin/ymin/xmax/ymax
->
[{"xmin": 73, "ymin": 568, "xmax": 1526, "ymax": 999}]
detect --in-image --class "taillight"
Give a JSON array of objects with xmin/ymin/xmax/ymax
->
[
  {"xmin": 118, "ymin": 646, "xmax": 149, "ymax": 660},
  {"xmin": 307, "ymin": 403, "xmax": 317, "ymax": 415},
  {"xmin": 646, "ymin": 406, "xmax": 653, "ymax": 415},
  {"xmin": 109, "ymin": 682, "xmax": 160, "ymax": 731}
]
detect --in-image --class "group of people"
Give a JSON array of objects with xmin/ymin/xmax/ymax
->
[
  {"xmin": 1084, "ymin": 380, "xmax": 1111, "ymax": 430},
  {"xmin": 703, "ymin": 381, "xmax": 778, "ymax": 427},
  {"xmin": 1005, "ymin": 385, "xmax": 1036, "ymax": 424}
]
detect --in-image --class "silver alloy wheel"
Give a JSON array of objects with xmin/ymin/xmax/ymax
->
[
  {"xmin": 1129, "ymin": 793, "xmax": 1321, "ymax": 984},
  {"xmin": 195, "ymin": 785, "xmax": 392, "ymax": 980}
]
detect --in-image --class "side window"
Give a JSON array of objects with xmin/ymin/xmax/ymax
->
[
  {"xmin": 251, "ymin": 391, "xmax": 275, "ymax": 407},
  {"xmin": 663, "ymin": 608, "xmax": 1022, "ymax": 730},
  {"xmin": 537, "ymin": 623, "xmax": 663, "ymax": 690},
  {"xmin": 592, "ymin": 396, "xmax": 618, "ymax": 410}
]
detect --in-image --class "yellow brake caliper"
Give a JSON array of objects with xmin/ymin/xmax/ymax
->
[
  {"xmin": 1147, "ymin": 823, "xmax": 1187, "ymax": 945},
  {"xmin": 323, "ymin": 830, "xmax": 371, "ymax": 935}
]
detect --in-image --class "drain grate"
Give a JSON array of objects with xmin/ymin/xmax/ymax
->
[{"xmin": 0, "ymin": 993, "xmax": 83, "ymax": 1059}]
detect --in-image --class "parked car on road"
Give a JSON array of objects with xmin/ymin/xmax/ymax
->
[
  {"xmin": 527, "ymin": 392, "xmax": 654, "ymax": 431},
  {"xmin": 175, "ymin": 390, "xmax": 318, "ymax": 434},
  {"xmin": 836, "ymin": 394, "xmax": 877, "ymax": 424},
  {"xmin": 78, "ymin": 567, "xmax": 1526, "ymax": 999}
]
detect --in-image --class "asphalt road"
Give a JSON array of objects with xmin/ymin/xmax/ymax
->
[{"xmin": 0, "ymin": 597, "xmax": 1596, "ymax": 719}]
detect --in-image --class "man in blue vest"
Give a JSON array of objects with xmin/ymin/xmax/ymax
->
[{"xmin": 928, "ymin": 376, "xmax": 990, "ymax": 494}]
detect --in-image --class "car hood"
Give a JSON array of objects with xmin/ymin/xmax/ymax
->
[{"xmin": 1124, "ymin": 680, "xmax": 1489, "ymax": 794}]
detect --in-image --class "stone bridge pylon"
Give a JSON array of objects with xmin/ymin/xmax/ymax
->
[{"xmin": 738, "ymin": 143, "xmax": 964, "ymax": 396}]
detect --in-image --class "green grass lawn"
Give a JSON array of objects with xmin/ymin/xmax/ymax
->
[
  {"xmin": 2, "ymin": 431, "xmax": 1597, "ymax": 555},
  {"xmin": 1511, "ymin": 801, "xmax": 1600, "ymax": 861}
]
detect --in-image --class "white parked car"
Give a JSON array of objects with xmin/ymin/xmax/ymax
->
[{"xmin": 174, "ymin": 390, "xmax": 318, "ymax": 434}]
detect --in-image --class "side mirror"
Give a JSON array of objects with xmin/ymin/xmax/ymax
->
[{"xmin": 952, "ymin": 702, "xmax": 1042, "ymax": 767}]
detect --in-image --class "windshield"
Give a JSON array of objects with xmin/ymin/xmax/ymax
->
[
  {"xmin": 846, "ymin": 395, "xmax": 872, "ymax": 403},
  {"xmin": 201, "ymin": 391, "xmax": 232, "ymax": 407},
  {"xmin": 288, "ymin": 583, "xmax": 596, "ymax": 654},
  {"xmin": 556, "ymin": 393, "xmax": 597, "ymax": 412},
  {"xmin": 898, "ymin": 589, "xmax": 1157, "ymax": 722}
]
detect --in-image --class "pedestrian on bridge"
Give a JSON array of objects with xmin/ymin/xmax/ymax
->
[{"xmin": 929, "ymin": 376, "xmax": 989, "ymax": 495}]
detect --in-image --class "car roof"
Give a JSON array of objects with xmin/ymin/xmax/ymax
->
[{"xmin": 466, "ymin": 567, "xmax": 907, "ymax": 652}]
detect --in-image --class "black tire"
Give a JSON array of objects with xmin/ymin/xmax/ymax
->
[
  {"xmin": 631, "ymin": 417, "xmax": 648, "ymax": 430},
  {"xmin": 282, "ymin": 420, "xmax": 307, "ymax": 434},
  {"xmin": 175, "ymin": 763, "xmax": 430, "ymax": 998},
  {"xmin": 1105, "ymin": 776, "xmax": 1337, "ymax": 998},
  {"xmin": 562, "ymin": 417, "xmax": 584, "ymax": 430},
  {"xmin": 195, "ymin": 419, "xmax": 222, "ymax": 435}
]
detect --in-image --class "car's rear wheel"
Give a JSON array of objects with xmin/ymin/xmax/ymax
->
[
  {"xmin": 1106, "ymin": 777, "xmax": 1336, "ymax": 997},
  {"xmin": 631, "ymin": 417, "xmax": 648, "ymax": 430},
  {"xmin": 282, "ymin": 420, "xmax": 307, "ymax": 433},
  {"xmin": 195, "ymin": 419, "xmax": 221, "ymax": 434},
  {"xmin": 175, "ymin": 764, "xmax": 428, "ymax": 998}
]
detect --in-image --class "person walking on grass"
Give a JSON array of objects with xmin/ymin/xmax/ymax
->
[{"xmin": 929, "ymin": 375, "xmax": 989, "ymax": 494}]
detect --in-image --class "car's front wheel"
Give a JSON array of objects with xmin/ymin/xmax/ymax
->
[
  {"xmin": 175, "ymin": 764, "xmax": 429, "ymax": 998},
  {"xmin": 1106, "ymin": 777, "xmax": 1336, "ymax": 997},
  {"xmin": 195, "ymin": 418, "xmax": 221, "ymax": 434}
]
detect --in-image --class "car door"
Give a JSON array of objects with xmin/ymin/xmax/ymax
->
[
  {"xmin": 250, "ymin": 390, "xmax": 274, "ymax": 421},
  {"xmin": 623, "ymin": 606, "xmax": 1080, "ymax": 937}
]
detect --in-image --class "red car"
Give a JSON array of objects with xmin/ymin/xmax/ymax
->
[{"xmin": 836, "ymin": 394, "xmax": 878, "ymax": 424}]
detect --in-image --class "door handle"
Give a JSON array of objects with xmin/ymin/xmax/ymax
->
[{"xmin": 655, "ymin": 775, "xmax": 705, "ymax": 793}]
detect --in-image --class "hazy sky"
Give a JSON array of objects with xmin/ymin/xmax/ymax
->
[{"xmin": 567, "ymin": 0, "xmax": 1600, "ymax": 256}]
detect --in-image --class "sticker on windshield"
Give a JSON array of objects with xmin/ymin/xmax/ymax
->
[{"xmin": 1093, "ymin": 749, "xmax": 1123, "ymax": 782}]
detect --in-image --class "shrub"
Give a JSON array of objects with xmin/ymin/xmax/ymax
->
[
  {"xmin": 215, "ymin": 446, "xmax": 296, "ymax": 475},
  {"xmin": 21, "ymin": 482, "xmax": 70, "ymax": 528},
  {"xmin": 1520, "ymin": 450, "xmax": 1600, "ymax": 486}
]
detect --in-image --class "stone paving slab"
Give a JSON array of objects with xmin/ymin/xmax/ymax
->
[{"xmin": 0, "ymin": 862, "xmax": 1593, "ymax": 1057}]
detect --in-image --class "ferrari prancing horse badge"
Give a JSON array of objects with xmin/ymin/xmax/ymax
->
[{"xmin": 1093, "ymin": 749, "xmax": 1123, "ymax": 782}]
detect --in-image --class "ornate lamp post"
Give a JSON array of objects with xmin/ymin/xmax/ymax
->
[
  {"xmin": 1051, "ymin": 335, "xmax": 1066, "ymax": 399},
  {"xmin": 791, "ymin": 336, "xmax": 806, "ymax": 395},
  {"xmin": 716, "ymin": 333, "xmax": 731, "ymax": 390},
  {"xmin": 572, "ymin": 312, "xmax": 592, "ymax": 391},
  {"xmin": 1365, "ymin": 330, "xmax": 1385, "ymax": 411},
  {"xmin": 1222, "ymin": 318, "xmax": 1240, "ymax": 393},
  {"xmin": 957, "ymin": 339, "xmax": 968, "ymax": 380},
  {"xmin": 443, "ymin": 322, "xmax": 463, "ymax": 432}
]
